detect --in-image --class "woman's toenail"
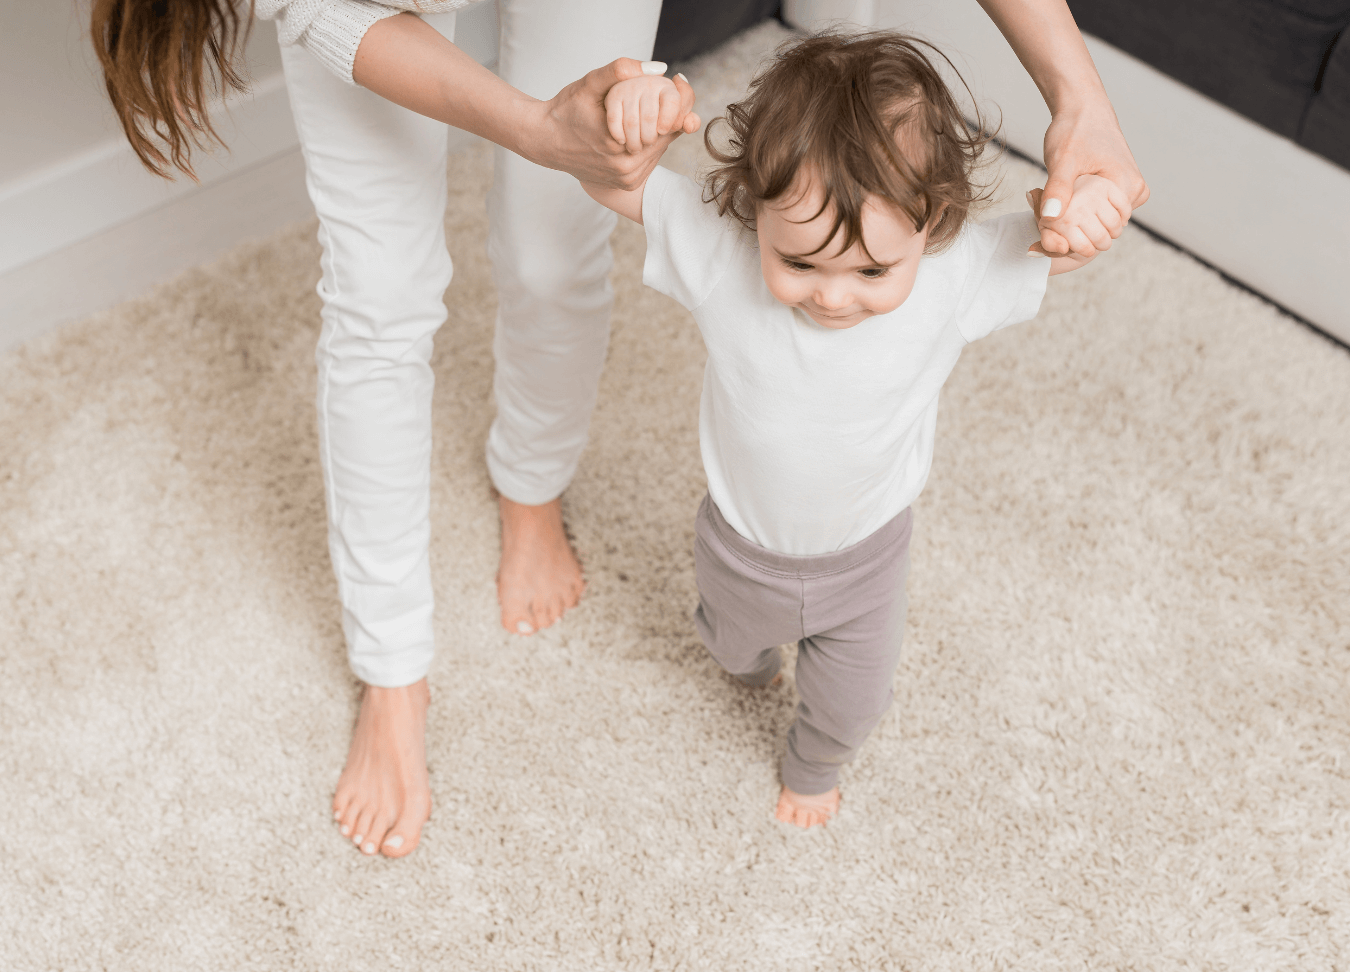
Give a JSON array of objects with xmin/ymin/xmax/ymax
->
[
  {"xmin": 384, "ymin": 835, "xmax": 405, "ymax": 849},
  {"xmin": 334, "ymin": 810, "xmax": 342, "ymax": 820},
  {"xmin": 363, "ymin": 842, "xmax": 376, "ymax": 854},
  {"xmin": 353, "ymin": 834, "xmax": 363, "ymax": 845},
  {"xmin": 516, "ymin": 620, "xmax": 533, "ymax": 634},
  {"xmin": 341, "ymin": 825, "xmax": 351, "ymax": 836}
]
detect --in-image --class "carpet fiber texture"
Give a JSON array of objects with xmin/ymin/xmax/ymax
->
[{"xmin": 3, "ymin": 21, "xmax": 1349, "ymax": 972}]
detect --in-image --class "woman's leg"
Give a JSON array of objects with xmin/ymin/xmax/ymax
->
[
  {"xmin": 488, "ymin": 0, "xmax": 663, "ymax": 635},
  {"xmin": 281, "ymin": 12, "xmax": 457, "ymax": 857}
]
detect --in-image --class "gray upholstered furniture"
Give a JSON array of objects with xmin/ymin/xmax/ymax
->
[{"xmin": 1069, "ymin": 1, "xmax": 1350, "ymax": 173}]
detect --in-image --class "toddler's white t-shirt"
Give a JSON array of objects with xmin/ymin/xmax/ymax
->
[{"xmin": 642, "ymin": 166, "xmax": 1050, "ymax": 556}]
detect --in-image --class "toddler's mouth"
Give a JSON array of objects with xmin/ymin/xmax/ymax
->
[{"xmin": 808, "ymin": 307, "xmax": 864, "ymax": 324}]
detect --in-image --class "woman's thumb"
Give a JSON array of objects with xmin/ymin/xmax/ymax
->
[
  {"xmin": 1039, "ymin": 170, "xmax": 1076, "ymax": 220},
  {"xmin": 585, "ymin": 57, "xmax": 644, "ymax": 93}
]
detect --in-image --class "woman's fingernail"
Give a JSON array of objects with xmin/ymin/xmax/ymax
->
[
  {"xmin": 641, "ymin": 60, "xmax": 667, "ymax": 76},
  {"xmin": 384, "ymin": 835, "xmax": 405, "ymax": 850},
  {"xmin": 676, "ymin": 72, "xmax": 688, "ymax": 83},
  {"xmin": 516, "ymin": 620, "xmax": 534, "ymax": 634},
  {"xmin": 1041, "ymin": 198, "xmax": 1063, "ymax": 218}
]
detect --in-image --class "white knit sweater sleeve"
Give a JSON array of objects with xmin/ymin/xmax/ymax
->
[{"xmin": 255, "ymin": 0, "xmax": 478, "ymax": 85}]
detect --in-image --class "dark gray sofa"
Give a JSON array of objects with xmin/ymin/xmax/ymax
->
[
  {"xmin": 658, "ymin": 0, "xmax": 1350, "ymax": 174},
  {"xmin": 1068, "ymin": 0, "xmax": 1350, "ymax": 171}
]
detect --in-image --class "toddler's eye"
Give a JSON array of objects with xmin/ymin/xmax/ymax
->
[
  {"xmin": 859, "ymin": 267, "xmax": 890, "ymax": 279},
  {"xmin": 782, "ymin": 259, "xmax": 814, "ymax": 272}
]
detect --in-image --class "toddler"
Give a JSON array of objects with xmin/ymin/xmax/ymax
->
[{"xmin": 586, "ymin": 32, "xmax": 1128, "ymax": 827}]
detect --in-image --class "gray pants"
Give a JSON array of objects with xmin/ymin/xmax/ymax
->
[{"xmin": 693, "ymin": 495, "xmax": 913, "ymax": 795}]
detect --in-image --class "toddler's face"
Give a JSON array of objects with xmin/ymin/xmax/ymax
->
[{"xmin": 756, "ymin": 175, "xmax": 930, "ymax": 330}]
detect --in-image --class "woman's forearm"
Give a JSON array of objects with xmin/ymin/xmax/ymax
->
[
  {"xmin": 350, "ymin": 13, "xmax": 687, "ymax": 189},
  {"xmin": 352, "ymin": 13, "xmax": 543, "ymax": 162},
  {"xmin": 977, "ymin": 0, "xmax": 1148, "ymax": 249},
  {"xmin": 974, "ymin": 0, "xmax": 1106, "ymax": 113}
]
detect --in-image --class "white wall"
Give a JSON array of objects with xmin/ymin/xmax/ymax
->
[
  {"xmin": 0, "ymin": 1, "xmax": 289, "ymax": 274},
  {"xmin": 2, "ymin": 1, "xmax": 139, "ymax": 178},
  {"xmin": 0, "ymin": 1, "xmax": 500, "ymax": 352}
]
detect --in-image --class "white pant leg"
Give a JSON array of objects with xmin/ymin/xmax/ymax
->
[
  {"xmin": 280, "ymin": 14, "xmax": 456, "ymax": 688},
  {"xmin": 485, "ymin": 0, "xmax": 664, "ymax": 505}
]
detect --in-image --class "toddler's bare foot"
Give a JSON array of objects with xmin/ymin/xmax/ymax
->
[
  {"xmin": 497, "ymin": 495, "xmax": 585, "ymax": 635},
  {"xmin": 333, "ymin": 679, "xmax": 431, "ymax": 858},
  {"xmin": 775, "ymin": 785, "xmax": 840, "ymax": 828}
]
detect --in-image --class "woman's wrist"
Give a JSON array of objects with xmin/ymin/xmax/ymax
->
[
  {"xmin": 1041, "ymin": 67, "xmax": 1110, "ymax": 118},
  {"xmin": 510, "ymin": 98, "xmax": 563, "ymax": 170},
  {"xmin": 450, "ymin": 72, "xmax": 546, "ymax": 162},
  {"xmin": 975, "ymin": 0, "xmax": 1107, "ymax": 115}
]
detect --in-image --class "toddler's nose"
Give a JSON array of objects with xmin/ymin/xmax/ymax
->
[{"xmin": 813, "ymin": 287, "xmax": 852, "ymax": 311}]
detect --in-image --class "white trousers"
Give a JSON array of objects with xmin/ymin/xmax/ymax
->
[{"xmin": 279, "ymin": 0, "xmax": 662, "ymax": 687}]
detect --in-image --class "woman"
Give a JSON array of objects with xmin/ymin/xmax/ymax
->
[{"xmin": 93, "ymin": 0, "xmax": 1145, "ymax": 859}]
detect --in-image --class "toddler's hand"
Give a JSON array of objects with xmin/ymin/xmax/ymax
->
[
  {"xmin": 1026, "ymin": 174, "xmax": 1129, "ymax": 268},
  {"xmin": 604, "ymin": 69, "xmax": 701, "ymax": 155}
]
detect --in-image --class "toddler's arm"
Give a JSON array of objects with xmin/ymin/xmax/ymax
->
[
  {"xmin": 1027, "ymin": 174, "xmax": 1129, "ymax": 275},
  {"xmin": 583, "ymin": 73, "xmax": 700, "ymax": 224}
]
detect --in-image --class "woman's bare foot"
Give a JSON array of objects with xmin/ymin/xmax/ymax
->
[
  {"xmin": 333, "ymin": 679, "xmax": 431, "ymax": 858},
  {"xmin": 497, "ymin": 495, "xmax": 585, "ymax": 635},
  {"xmin": 775, "ymin": 785, "xmax": 840, "ymax": 828}
]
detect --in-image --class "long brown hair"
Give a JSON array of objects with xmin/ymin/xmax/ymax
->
[
  {"xmin": 91, "ymin": 0, "xmax": 254, "ymax": 180},
  {"xmin": 704, "ymin": 31, "xmax": 997, "ymax": 255}
]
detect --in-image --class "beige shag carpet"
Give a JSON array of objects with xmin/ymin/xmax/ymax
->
[{"xmin": 3, "ymin": 21, "xmax": 1349, "ymax": 971}]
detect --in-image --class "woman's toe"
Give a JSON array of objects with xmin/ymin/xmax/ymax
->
[
  {"xmin": 351, "ymin": 807, "xmax": 377, "ymax": 850},
  {"xmin": 381, "ymin": 823, "xmax": 420, "ymax": 858},
  {"xmin": 363, "ymin": 812, "xmax": 397, "ymax": 856}
]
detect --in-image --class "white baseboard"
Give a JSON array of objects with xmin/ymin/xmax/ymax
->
[
  {"xmin": 0, "ymin": 147, "xmax": 317, "ymax": 354},
  {"xmin": 0, "ymin": 70, "xmax": 308, "ymax": 353},
  {"xmin": 783, "ymin": 0, "xmax": 878, "ymax": 26},
  {"xmin": 0, "ymin": 73, "xmax": 301, "ymax": 278},
  {"xmin": 879, "ymin": 0, "xmax": 1350, "ymax": 346}
]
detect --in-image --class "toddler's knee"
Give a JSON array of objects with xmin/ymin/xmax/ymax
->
[
  {"xmin": 696, "ymin": 610, "xmax": 781, "ymax": 685},
  {"xmin": 799, "ymin": 683, "xmax": 894, "ymax": 752},
  {"xmin": 730, "ymin": 649, "xmax": 782, "ymax": 686}
]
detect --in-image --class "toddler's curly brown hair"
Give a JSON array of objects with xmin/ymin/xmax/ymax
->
[{"xmin": 704, "ymin": 30, "xmax": 997, "ymax": 256}]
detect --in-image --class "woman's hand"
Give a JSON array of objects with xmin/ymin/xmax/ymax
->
[
  {"xmin": 353, "ymin": 17, "xmax": 696, "ymax": 190},
  {"xmin": 973, "ymin": 0, "xmax": 1149, "ymax": 257},
  {"xmin": 1037, "ymin": 99, "xmax": 1149, "ymax": 256},
  {"xmin": 531, "ymin": 59, "xmax": 699, "ymax": 188},
  {"xmin": 1027, "ymin": 175, "xmax": 1128, "ymax": 273}
]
